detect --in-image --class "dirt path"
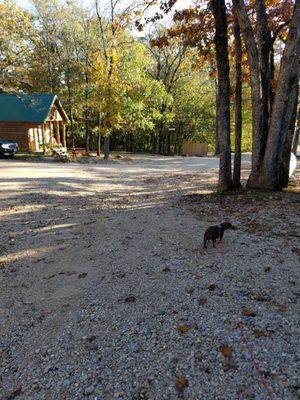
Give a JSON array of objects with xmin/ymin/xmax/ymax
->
[{"xmin": 0, "ymin": 158, "xmax": 299, "ymax": 400}]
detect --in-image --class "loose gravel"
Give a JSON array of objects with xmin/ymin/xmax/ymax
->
[{"xmin": 0, "ymin": 159, "xmax": 299, "ymax": 400}]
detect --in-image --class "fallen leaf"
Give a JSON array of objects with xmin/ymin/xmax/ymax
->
[
  {"xmin": 177, "ymin": 325, "xmax": 191, "ymax": 334},
  {"xmin": 175, "ymin": 375, "xmax": 189, "ymax": 392},
  {"xmin": 124, "ymin": 295, "xmax": 136, "ymax": 303},
  {"xmin": 277, "ymin": 305, "xmax": 287, "ymax": 312},
  {"xmin": 220, "ymin": 345, "xmax": 233, "ymax": 358},
  {"xmin": 264, "ymin": 267, "xmax": 271, "ymax": 273},
  {"xmin": 83, "ymin": 335, "xmax": 96, "ymax": 343},
  {"xmin": 242, "ymin": 309, "xmax": 257, "ymax": 317},
  {"xmin": 162, "ymin": 267, "xmax": 171, "ymax": 272},
  {"xmin": 253, "ymin": 329, "xmax": 268, "ymax": 338},
  {"xmin": 207, "ymin": 284, "xmax": 217, "ymax": 291},
  {"xmin": 254, "ymin": 294, "xmax": 271, "ymax": 302},
  {"xmin": 78, "ymin": 273, "xmax": 87, "ymax": 279},
  {"xmin": 198, "ymin": 298, "xmax": 207, "ymax": 306}
]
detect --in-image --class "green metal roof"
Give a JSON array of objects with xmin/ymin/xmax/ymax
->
[{"xmin": 0, "ymin": 93, "xmax": 59, "ymax": 123}]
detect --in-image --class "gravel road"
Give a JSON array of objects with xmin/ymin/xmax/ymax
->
[{"xmin": 0, "ymin": 156, "xmax": 299, "ymax": 400}]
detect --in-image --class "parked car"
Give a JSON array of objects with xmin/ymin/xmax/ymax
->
[{"xmin": 0, "ymin": 140, "xmax": 19, "ymax": 157}]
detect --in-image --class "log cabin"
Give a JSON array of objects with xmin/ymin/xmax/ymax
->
[{"xmin": 0, "ymin": 93, "xmax": 69, "ymax": 153}]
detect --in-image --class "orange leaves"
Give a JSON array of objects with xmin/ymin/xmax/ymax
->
[
  {"xmin": 220, "ymin": 345, "xmax": 233, "ymax": 358},
  {"xmin": 175, "ymin": 375, "xmax": 189, "ymax": 392},
  {"xmin": 253, "ymin": 329, "xmax": 269, "ymax": 339},
  {"xmin": 242, "ymin": 309, "xmax": 257, "ymax": 317},
  {"xmin": 149, "ymin": 36, "xmax": 170, "ymax": 49},
  {"xmin": 276, "ymin": 305, "xmax": 287, "ymax": 312}
]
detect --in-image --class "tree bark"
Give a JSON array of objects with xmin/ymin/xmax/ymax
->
[
  {"xmin": 214, "ymin": 78, "xmax": 220, "ymax": 155},
  {"xmin": 97, "ymin": 112, "xmax": 101, "ymax": 156},
  {"xmin": 256, "ymin": 0, "xmax": 272, "ymax": 147},
  {"xmin": 278, "ymin": 79, "xmax": 299, "ymax": 188},
  {"xmin": 292, "ymin": 126, "xmax": 299, "ymax": 155},
  {"xmin": 233, "ymin": 0, "xmax": 264, "ymax": 188},
  {"xmin": 84, "ymin": 71, "xmax": 90, "ymax": 153},
  {"xmin": 233, "ymin": 17, "xmax": 242, "ymax": 189},
  {"xmin": 103, "ymin": 136, "xmax": 110, "ymax": 160},
  {"xmin": 211, "ymin": 0, "xmax": 232, "ymax": 191},
  {"xmin": 259, "ymin": 2, "xmax": 299, "ymax": 190},
  {"xmin": 66, "ymin": 65, "xmax": 74, "ymax": 148}
]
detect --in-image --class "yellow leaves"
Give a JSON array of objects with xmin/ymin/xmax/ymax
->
[
  {"xmin": 220, "ymin": 345, "xmax": 233, "ymax": 358},
  {"xmin": 177, "ymin": 325, "xmax": 191, "ymax": 334}
]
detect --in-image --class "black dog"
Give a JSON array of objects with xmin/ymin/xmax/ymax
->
[{"xmin": 203, "ymin": 222, "xmax": 235, "ymax": 248}]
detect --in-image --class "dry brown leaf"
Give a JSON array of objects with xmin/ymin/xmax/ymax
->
[
  {"xmin": 162, "ymin": 267, "xmax": 171, "ymax": 272},
  {"xmin": 220, "ymin": 345, "xmax": 233, "ymax": 358},
  {"xmin": 277, "ymin": 305, "xmax": 287, "ymax": 312},
  {"xmin": 198, "ymin": 298, "xmax": 207, "ymax": 306},
  {"xmin": 207, "ymin": 284, "xmax": 217, "ymax": 291},
  {"xmin": 175, "ymin": 375, "xmax": 189, "ymax": 392},
  {"xmin": 242, "ymin": 309, "xmax": 257, "ymax": 317},
  {"xmin": 177, "ymin": 325, "xmax": 191, "ymax": 334},
  {"xmin": 253, "ymin": 329, "xmax": 268, "ymax": 338},
  {"xmin": 124, "ymin": 295, "xmax": 136, "ymax": 303}
]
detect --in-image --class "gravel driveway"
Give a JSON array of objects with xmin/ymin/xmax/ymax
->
[{"xmin": 0, "ymin": 156, "xmax": 298, "ymax": 400}]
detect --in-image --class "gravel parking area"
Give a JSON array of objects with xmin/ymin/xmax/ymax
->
[{"xmin": 0, "ymin": 156, "xmax": 299, "ymax": 400}]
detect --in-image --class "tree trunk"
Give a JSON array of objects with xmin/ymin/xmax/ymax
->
[
  {"xmin": 150, "ymin": 132, "xmax": 156, "ymax": 154},
  {"xmin": 97, "ymin": 112, "xmax": 101, "ymax": 157},
  {"xmin": 269, "ymin": 44, "xmax": 276, "ymax": 116},
  {"xmin": 214, "ymin": 78, "xmax": 220, "ymax": 155},
  {"xmin": 158, "ymin": 125, "xmax": 164, "ymax": 154},
  {"xmin": 103, "ymin": 136, "xmax": 110, "ymax": 160},
  {"xmin": 233, "ymin": 17, "xmax": 242, "ymax": 189},
  {"xmin": 278, "ymin": 80, "xmax": 299, "ymax": 187},
  {"xmin": 84, "ymin": 71, "xmax": 90, "ymax": 154},
  {"xmin": 256, "ymin": 0, "xmax": 272, "ymax": 147},
  {"xmin": 259, "ymin": 2, "xmax": 299, "ymax": 190},
  {"xmin": 211, "ymin": 0, "xmax": 232, "ymax": 192},
  {"xmin": 233, "ymin": 0, "xmax": 264, "ymax": 188},
  {"xmin": 292, "ymin": 126, "xmax": 299, "ymax": 155},
  {"xmin": 166, "ymin": 130, "xmax": 171, "ymax": 155},
  {"xmin": 66, "ymin": 66, "xmax": 74, "ymax": 148}
]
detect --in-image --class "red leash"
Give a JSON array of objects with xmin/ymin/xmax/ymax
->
[
  {"xmin": 217, "ymin": 228, "xmax": 274, "ymax": 400},
  {"xmin": 237, "ymin": 320, "xmax": 274, "ymax": 400}
]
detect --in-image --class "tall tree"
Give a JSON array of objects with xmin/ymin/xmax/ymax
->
[
  {"xmin": 233, "ymin": 0, "xmax": 298, "ymax": 189},
  {"xmin": 232, "ymin": 15, "xmax": 242, "ymax": 188},
  {"xmin": 210, "ymin": 0, "xmax": 232, "ymax": 191}
]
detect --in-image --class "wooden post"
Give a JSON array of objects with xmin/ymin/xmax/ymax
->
[
  {"xmin": 49, "ymin": 122, "xmax": 53, "ymax": 148},
  {"xmin": 55, "ymin": 121, "xmax": 60, "ymax": 144},
  {"xmin": 62, "ymin": 123, "xmax": 67, "ymax": 147},
  {"xmin": 42, "ymin": 125, "xmax": 46, "ymax": 154}
]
